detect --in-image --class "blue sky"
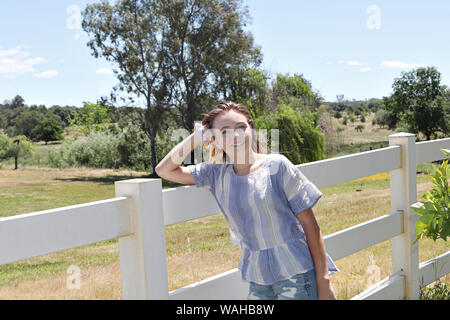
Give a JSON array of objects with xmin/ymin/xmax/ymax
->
[{"xmin": 1, "ymin": 0, "xmax": 450, "ymax": 108}]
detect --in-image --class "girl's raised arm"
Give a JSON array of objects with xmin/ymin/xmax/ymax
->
[{"xmin": 155, "ymin": 125, "xmax": 206, "ymax": 185}]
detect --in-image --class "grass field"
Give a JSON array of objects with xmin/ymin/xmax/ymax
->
[
  {"xmin": 0, "ymin": 164, "xmax": 448, "ymax": 299},
  {"xmin": 0, "ymin": 115, "xmax": 448, "ymax": 299}
]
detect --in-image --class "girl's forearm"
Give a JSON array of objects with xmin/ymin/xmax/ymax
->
[
  {"xmin": 156, "ymin": 132, "xmax": 201, "ymax": 172},
  {"xmin": 304, "ymin": 226, "xmax": 329, "ymax": 283},
  {"xmin": 305, "ymin": 227, "xmax": 337, "ymax": 299},
  {"xmin": 297, "ymin": 209, "xmax": 329, "ymax": 283}
]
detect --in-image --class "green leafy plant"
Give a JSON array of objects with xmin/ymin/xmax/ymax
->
[
  {"xmin": 66, "ymin": 102, "xmax": 111, "ymax": 137},
  {"xmin": 420, "ymin": 280, "xmax": 450, "ymax": 300},
  {"xmin": 411, "ymin": 148, "xmax": 450, "ymax": 244}
]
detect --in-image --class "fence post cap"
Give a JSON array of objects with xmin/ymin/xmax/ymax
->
[
  {"xmin": 115, "ymin": 178, "xmax": 159, "ymax": 185},
  {"xmin": 389, "ymin": 132, "xmax": 416, "ymax": 138}
]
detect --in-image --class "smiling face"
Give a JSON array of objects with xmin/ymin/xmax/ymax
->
[{"xmin": 210, "ymin": 109, "xmax": 253, "ymax": 157}]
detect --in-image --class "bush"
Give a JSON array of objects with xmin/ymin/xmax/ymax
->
[
  {"xmin": 116, "ymin": 123, "xmax": 151, "ymax": 170},
  {"xmin": 411, "ymin": 148, "xmax": 449, "ymax": 243},
  {"xmin": 48, "ymin": 123, "xmax": 153, "ymax": 170},
  {"xmin": 0, "ymin": 134, "xmax": 34, "ymax": 169},
  {"xmin": 48, "ymin": 131, "xmax": 121, "ymax": 169},
  {"xmin": 32, "ymin": 118, "xmax": 64, "ymax": 144},
  {"xmin": 0, "ymin": 133, "xmax": 13, "ymax": 161},
  {"xmin": 156, "ymin": 126, "xmax": 183, "ymax": 165},
  {"xmin": 420, "ymin": 280, "xmax": 450, "ymax": 300}
]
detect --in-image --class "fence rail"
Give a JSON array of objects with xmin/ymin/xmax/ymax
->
[
  {"xmin": 0, "ymin": 197, "xmax": 131, "ymax": 265},
  {"xmin": 0, "ymin": 133, "xmax": 449, "ymax": 299}
]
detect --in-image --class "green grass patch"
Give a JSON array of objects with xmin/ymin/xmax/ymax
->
[
  {"xmin": 0, "ymin": 239, "xmax": 119, "ymax": 286},
  {"xmin": 0, "ymin": 181, "xmax": 116, "ymax": 218}
]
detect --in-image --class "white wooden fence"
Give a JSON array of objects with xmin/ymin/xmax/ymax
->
[{"xmin": 0, "ymin": 132, "xmax": 449, "ymax": 299}]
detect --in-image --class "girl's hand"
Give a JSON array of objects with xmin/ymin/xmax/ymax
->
[
  {"xmin": 317, "ymin": 281, "xmax": 337, "ymax": 300},
  {"xmin": 194, "ymin": 122, "xmax": 212, "ymax": 145}
]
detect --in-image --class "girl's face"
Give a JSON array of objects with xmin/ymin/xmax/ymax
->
[{"xmin": 210, "ymin": 110, "xmax": 252, "ymax": 156}]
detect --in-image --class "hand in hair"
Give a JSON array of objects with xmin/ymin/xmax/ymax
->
[{"xmin": 194, "ymin": 122, "xmax": 211, "ymax": 145}]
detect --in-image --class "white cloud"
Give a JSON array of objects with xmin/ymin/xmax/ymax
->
[
  {"xmin": 96, "ymin": 68, "xmax": 114, "ymax": 75},
  {"xmin": 0, "ymin": 45, "xmax": 46, "ymax": 77},
  {"xmin": 379, "ymin": 60, "xmax": 426, "ymax": 69},
  {"xmin": 0, "ymin": 48, "xmax": 21, "ymax": 58},
  {"xmin": 338, "ymin": 60, "xmax": 367, "ymax": 66},
  {"xmin": 33, "ymin": 70, "xmax": 59, "ymax": 78},
  {"xmin": 324, "ymin": 60, "xmax": 333, "ymax": 65},
  {"xmin": 334, "ymin": 59, "xmax": 426, "ymax": 72},
  {"xmin": 359, "ymin": 66, "xmax": 373, "ymax": 72}
]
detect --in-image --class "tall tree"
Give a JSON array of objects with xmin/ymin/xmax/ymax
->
[
  {"xmin": 11, "ymin": 95, "xmax": 25, "ymax": 109},
  {"xmin": 387, "ymin": 66, "xmax": 449, "ymax": 140},
  {"xmin": 32, "ymin": 118, "xmax": 64, "ymax": 145},
  {"xmin": 271, "ymin": 73, "xmax": 322, "ymax": 111},
  {"xmin": 225, "ymin": 68, "xmax": 270, "ymax": 118},
  {"xmin": 13, "ymin": 110, "xmax": 46, "ymax": 140},
  {"xmin": 67, "ymin": 102, "xmax": 112, "ymax": 136},
  {"xmin": 276, "ymin": 103, "xmax": 324, "ymax": 164},
  {"xmin": 158, "ymin": 0, "xmax": 263, "ymax": 131},
  {"xmin": 83, "ymin": 0, "xmax": 167, "ymax": 173},
  {"xmin": 82, "ymin": 0, "xmax": 262, "ymax": 172}
]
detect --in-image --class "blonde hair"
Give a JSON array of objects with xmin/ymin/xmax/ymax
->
[{"xmin": 200, "ymin": 100, "xmax": 264, "ymax": 164}]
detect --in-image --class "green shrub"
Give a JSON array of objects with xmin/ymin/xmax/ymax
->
[
  {"xmin": 420, "ymin": 280, "xmax": 450, "ymax": 300},
  {"xmin": 48, "ymin": 123, "xmax": 153, "ymax": 170},
  {"xmin": 411, "ymin": 148, "xmax": 449, "ymax": 243},
  {"xmin": 116, "ymin": 123, "xmax": 151, "ymax": 170},
  {"xmin": 48, "ymin": 131, "xmax": 121, "ymax": 169}
]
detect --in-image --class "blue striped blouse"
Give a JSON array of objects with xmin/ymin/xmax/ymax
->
[{"xmin": 187, "ymin": 153, "xmax": 339, "ymax": 285}]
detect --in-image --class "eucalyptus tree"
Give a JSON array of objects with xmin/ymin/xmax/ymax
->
[{"xmin": 82, "ymin": 0, "xmax": 262, "ymax": 171}]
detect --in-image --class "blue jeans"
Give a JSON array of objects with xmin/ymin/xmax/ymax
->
[{"xmin": 247, "ymin": 269, "xmax": 318, "ymax": 300}]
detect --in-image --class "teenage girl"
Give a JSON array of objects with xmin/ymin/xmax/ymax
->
[{"xmin": 155, "ymin": 101, "xmax": 339, "ymax": 300}]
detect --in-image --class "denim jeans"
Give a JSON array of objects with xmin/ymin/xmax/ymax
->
[{"xmin": 247, "ymin": 268, "xmax": 318, "ymax": 300}]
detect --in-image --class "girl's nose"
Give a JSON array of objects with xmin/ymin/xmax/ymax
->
[{"xmin": 234, "ymin": 129, "xmax": 245, "ymax": 142}]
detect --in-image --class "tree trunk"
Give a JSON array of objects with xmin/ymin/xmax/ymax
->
[{"xmin": 149, "ymin": 123, "xmax": 157, "ymax": 177}]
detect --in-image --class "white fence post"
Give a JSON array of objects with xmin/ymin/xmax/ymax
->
[
  {"xmin": 388, "ymin": 132, "xmax": 420, "ymax": 300},
  {"xmin": 115, "ymin": 178, "xmax": 169, "ymax": 299}
]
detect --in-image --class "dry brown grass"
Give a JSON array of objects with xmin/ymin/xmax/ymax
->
[
  {"xmin": 0, "ymin": 166, "xmax": 448, "ymax": 300},
  {"xmin": 0, "ymin": 263, "xmax": 122, "ymax": 300}
]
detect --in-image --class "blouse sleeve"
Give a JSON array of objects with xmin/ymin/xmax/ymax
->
[
  {"xmin": 280, "ymin": 156, "xmax": 323, "ymax": 216},
  {"xmin": 186, "ymin": 161, "xmax": 216, "ymax": 191}
]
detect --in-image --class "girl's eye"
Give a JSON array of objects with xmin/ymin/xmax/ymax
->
[{"xmin": 222, "ymin": 125, "xmax": 246, "ymax": 134}]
